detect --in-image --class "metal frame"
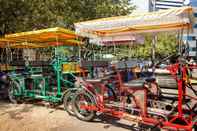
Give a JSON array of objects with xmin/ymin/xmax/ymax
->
[
  {"xmin": 0, "ymin": 27, "xmax": 82, "ymax": 103},
  {"xmin": 73, "ymin": 59, "xmax": 197, "ymax": 130}
]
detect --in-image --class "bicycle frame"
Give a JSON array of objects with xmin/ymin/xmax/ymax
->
[{"xmin": 76, "ymin": 62, "xmax": 197, "ymax": 131}]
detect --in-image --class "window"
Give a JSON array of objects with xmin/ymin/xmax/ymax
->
[
  {"xmin": 194, "ymin": 13, "xmax": 197, "ymax": 17},
  {"xmin": 194, "ymin": 24, "xmax": 197, "ymax": 28},
  {"xmin": 189, "ymin": 47, "xmax": 197, "ymax": 51},
  {"xmin": 187, "ymin": 36, "xmax": 196, "ymax": 40}
]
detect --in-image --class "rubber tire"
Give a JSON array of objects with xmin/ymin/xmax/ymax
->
[
  {"xmin": 72, "ymin": 90, "xmax": 96, "ymax": 121},
  {"xmin": 8, "ymin": 80, "xmax": 21, "ymax": 104},
  {"xmin": 63, "ymin": 90, "xmax": 76, "ymax": 116}
]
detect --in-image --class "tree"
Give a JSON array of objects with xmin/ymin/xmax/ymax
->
[
  {"xmin": 0, "ymin": 0, "xmax": 29, "ymax": 35},
  {"xmin": 0, "ymin": 0, "xmax": 134, "ymax": 61},
  {"xmin": 124, "ymin": 33, "xmax": 177, "ymax": 59},
  {"xmin": 0, "ymin": 0, "xmax": 134, "ymax": 35}
]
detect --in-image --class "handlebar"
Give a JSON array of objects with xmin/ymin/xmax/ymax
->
[{"xmin": 154, "ymin": 54, "xmax": 180, "ymax": 67}]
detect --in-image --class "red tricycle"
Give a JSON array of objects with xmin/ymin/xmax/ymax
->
[{"xmin": 71, "ymin": 56, "xmax": 196, "ymax": 131}]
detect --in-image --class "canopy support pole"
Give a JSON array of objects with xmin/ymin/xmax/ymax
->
[
  {"xmin": 151, "ymin": 34, "xmax": 157, "ymax": 72},
  {"xmin": 151, "ymin": 0, "xmax": 156, "ymax": 73},
  {"xmin": 129, "ymin": 42, "xmax": 132, "ymax": 58},
  {"xmin": 55, "ymin": 35, "xmax": 61, "ymax": 96},
  {"xmin": 79, "ymin": 44, "xmax": 81, "ymax": 64}
]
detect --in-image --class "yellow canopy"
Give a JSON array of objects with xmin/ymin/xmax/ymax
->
[
  {"xmin": 0, "ymin": 27, "xmax": 82, "ymax": 48},
  {"xmin": 75, "ymin": 6, "xmax": 194, "ymax": 38}
]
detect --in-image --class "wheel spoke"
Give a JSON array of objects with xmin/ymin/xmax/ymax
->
[{"xmin": 73, "ymin": 91, "xmax": 96, "ymax": 121}]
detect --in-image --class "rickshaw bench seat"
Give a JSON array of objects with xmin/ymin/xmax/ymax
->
[
  {"xmin": 85, "ymin": 79, "xmax": 102, "ymax": 83},
  {"xmin": 30, "ymin": 74, "xmax": 43, "ymax": 78},
  {"xmin": 145, "ymin": 77, "xmax": 156, "ymax": 82},
  {"xmin": 85, "ymin": 76, "xmax": 111, "ymax": 83},
  {"xmin": 124, "ymin": 79, "xmax": 145, "ymax": 88}
]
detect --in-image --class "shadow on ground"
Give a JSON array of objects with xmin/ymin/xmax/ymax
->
[
  {"xmin": 0, "ymin": 100, "xmax": 141, "ymax": 131},
  {"xmin": 91, "ymin": 114, "xmax": 140, "ymax": 131}
]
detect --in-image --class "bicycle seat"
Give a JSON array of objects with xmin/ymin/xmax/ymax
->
[{"xmin": 123, "ymin": 79, "xmax": 145, "ymax": 88}]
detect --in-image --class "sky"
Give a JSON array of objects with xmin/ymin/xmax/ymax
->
[{"xmin": 191, "ymin": 0, "xmax": 197, "ymax": 7}]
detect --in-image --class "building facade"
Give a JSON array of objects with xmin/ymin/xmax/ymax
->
[
  {"xmin": 131, "ymin": 0, "xmax": 151, "ymax": 12},
  {"xmin": 187, "ymin": 2, "xmax": 197, "ymax": 58},
  {"xmin": 154, "ymin": 0, "xmax": 184, "ymax": 10},
  {"xmin": 131, "ymin": 0, "xmax": 185, "ymax": 12}
]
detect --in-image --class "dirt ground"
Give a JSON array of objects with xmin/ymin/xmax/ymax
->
[
  {"xmin": 0, "ymin": 101, "xmax": 139, "ymax": 131},
  {"xmin": 0, "ymin": 86, "xmax": 195, "ymax": 131}
]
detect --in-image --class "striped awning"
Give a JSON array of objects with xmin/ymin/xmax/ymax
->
[
  {"xmin": 0, "ymin": 27, "xmax": 82, "ymax": 48},
  {"xmin": 75, "ymin": 6, "xmax": 194, "ymax": 38},
  {"xmin": 89, "ymin": 34, "xmax": 145, "ymax": 46}
]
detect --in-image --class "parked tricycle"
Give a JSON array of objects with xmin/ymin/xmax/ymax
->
[
  {"xmin": 0, "ymin": 27, "xmax": 83, "ymax": 108},
  {"xmin": 71, "ymin": 6, "xmax": 196, "ymax": 131}
]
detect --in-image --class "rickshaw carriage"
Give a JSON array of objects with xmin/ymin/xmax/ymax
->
[
  {"xmin": 72, "ymin": 6, "xmax": 197, "ymax": 131},
  {"xmin": 0, "ymin": 27, "xmax": 83, "ymax": 105}
]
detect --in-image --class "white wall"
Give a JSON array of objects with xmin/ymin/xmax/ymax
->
[{"xmin": 131, "ymin": 0, "xmax": 150, "ymax": 12}]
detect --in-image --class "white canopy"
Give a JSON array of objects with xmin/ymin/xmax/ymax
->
[{"xmin": 75, "ymin": 6, "xmax": 193, "ymax": 39}]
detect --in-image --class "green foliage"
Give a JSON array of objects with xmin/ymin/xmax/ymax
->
[
  {"xmin": 1, "ymin": 0, "xmax": 176, "ymax": 60},
  {"xmin": 83, "ymin": 33, "xmax": 177, "ymax": 60},
  {"xmin": 126, "ymin": 33, "xmax": 177, "ymax": 59},
  {"xmin": 156, "ymin": 33, "xmax": 177, "ymax": 57},
  {"xmin": 0, "ymin": 0, "xmax": 134, "ymax": 59},
  {"xmin": 0, "ymin": 0, "xmax": 134, "ymax": 35},
  {"xmin": 0, "ymin": 0, "xmax": 29, "ymax": 34}
]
